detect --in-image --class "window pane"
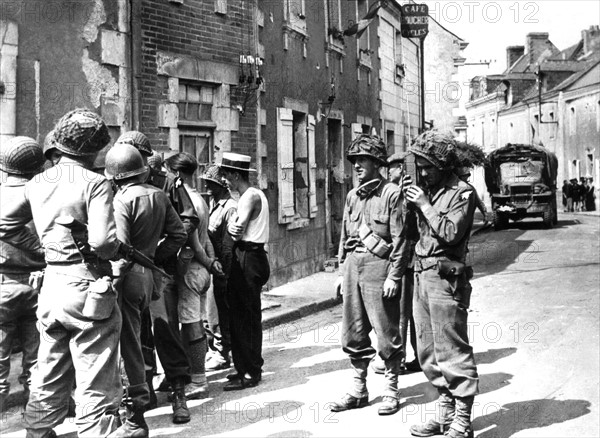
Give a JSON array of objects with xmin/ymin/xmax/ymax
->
[
  {"xmin": 201, "ymin": 87, "xmax": 213, "ymax": 103},
  {"xmin": 187, "ymin": 103, "xmax": 200, "ymax": 121},
  {"xmin": 187, "ymin": 86, "xmax": 200, "ymax": 102},
  {"xmin": 178, "ymin": 85, "xmax": 187, "ymax": 102},
  {"xmin": 199, "ymin": 104, "xmax": 212, "ymax": 120}
]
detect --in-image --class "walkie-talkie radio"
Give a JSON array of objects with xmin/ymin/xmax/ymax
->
[{"xmin": 403, "ymin": 152, "xmax": 420, "ymax": 187}]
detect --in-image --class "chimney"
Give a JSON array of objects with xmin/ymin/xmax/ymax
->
[
  {"xmin": 526, "ymin": 32, "xmax": 550, "ymax": 65},
  {"xmin": 506, "ymin": 46, "xmax": 525, "ymax": 70},
  {"xmin": 582, "ymin": 25, "xmax": 600, "ymax": 55}
]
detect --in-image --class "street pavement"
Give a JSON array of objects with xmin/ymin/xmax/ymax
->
[{"xmin": 1, "ymin": 211, "xmax": 598, "ymax": 437}]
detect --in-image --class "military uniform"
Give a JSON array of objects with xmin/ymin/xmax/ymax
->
[
  {"xmin": 338, "ymin": 178, "xmax": 410, "ymax": 401},
  {"xmin": 406, "ymin": 131, "xmax": 479, "ymax": 438},
  {"xmin": 0, "ymin": 137, "xmax": 46, "ymax": 408},
  {"xmin": 0, "ymin": 110, "xmax": 122, "ymax": 438},
  {"xmin": 107, "ymin": 144, "xmax": 187, "ymax": 426}
]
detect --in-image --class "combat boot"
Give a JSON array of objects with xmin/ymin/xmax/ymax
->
[{"xmin": 171, "ymin": 378, "xmax": 191, "ymax": 424}]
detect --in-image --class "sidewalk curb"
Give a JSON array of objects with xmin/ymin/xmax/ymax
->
[{"xmin": 262, "ymin": 296, "xmax": 342, "ymax": 330}]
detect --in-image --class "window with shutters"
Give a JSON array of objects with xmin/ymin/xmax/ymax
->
[{"xmin": 277, "ymin": 106, "xmax": 317, "ymax": 227}]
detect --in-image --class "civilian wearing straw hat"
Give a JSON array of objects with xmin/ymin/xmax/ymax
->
[
  {"xmin": 217, "ymin": 153, "xmax": 270, "ymax": 391},
  {"xmin": 0, "ymin": 109, "xmax": 123, "ymax": 437}
]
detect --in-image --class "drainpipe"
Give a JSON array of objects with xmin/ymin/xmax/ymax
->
[
  {"xmin": 130, "ymin": 0, "xmax": 141, "ymax": 130},
  {"xmin": 420, "ymin": 37, "xmax": 425, "ymax": 132}
]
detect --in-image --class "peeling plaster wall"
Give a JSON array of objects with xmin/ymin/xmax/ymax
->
[{"xmin": 3, "ymin": 0, "xmax": 127, "ymax": 142}]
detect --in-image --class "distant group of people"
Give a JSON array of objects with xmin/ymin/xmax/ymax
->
[
  {"xmin": 562, "ymin": 177, "xmax": 596, "ymax": 212},
  {"xmin": 0, "ymin": 108, "xmax": 270, "ymax": 438}
]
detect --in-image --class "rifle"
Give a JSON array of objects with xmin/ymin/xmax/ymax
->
[{"xmin": 55, "ymin": 215, "xmax": 172, "ymax": 279}]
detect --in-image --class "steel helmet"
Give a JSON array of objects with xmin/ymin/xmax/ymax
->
[
  {"xmin": 53, "ymin": 108, "xmax": 111, "ymax": 157},
  {"xmin": 104, "ymin": 144, "xmax": 148, "ymax": 181},
  {"xmin": 43, "ymin": 130, "xmax": 60, "ymax": 159},
  {"xmin": 346, "ymin": 134, "xmax": 388, "ymax": 165},
  {"xmin": 408, "ymin": 130, "xmax": 457, "ymax": 170},
  {"xmin": 115, "ymin": 131, "xmax": 152, "ymax": 157},
  {"xmin": 200, "ymin": 164, "xmax": 227, "ymax": 187},
  {"xmin": 0, "ymin": 136, "xmax": 45, "ymax": 175}
]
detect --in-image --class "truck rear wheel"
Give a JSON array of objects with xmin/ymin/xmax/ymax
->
[
  {"xmin": 543, "ymin": 209, "xmax": 553, "ymax": 228},
  {"xmin": 493, "ymin": 211, "xmax": 508, "ymax": 230}
]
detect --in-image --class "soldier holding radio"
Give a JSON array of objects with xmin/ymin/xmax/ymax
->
[
  {"xmin": 330, "ymin": 134, "xmax": 411, "ymax": 416},
  {"xmin": 403, "ymin": 131, "xmax": 479, "ymax": 438}
]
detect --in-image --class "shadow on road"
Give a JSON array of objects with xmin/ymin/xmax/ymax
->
[
  {"xmin": 474, "ymin": 348, "xmax": 517, "ymax": 365},
  {"xmin": 473, "ymin": 399, "xmax": 591, "ymax": 438},
  {"xmin": 400, "ymin": 372, "xmax": 514, "ymax": 407}
]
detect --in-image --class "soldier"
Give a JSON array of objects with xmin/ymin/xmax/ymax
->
[
  {"xmin": 163, "ymin": 152, "xmax": 223, "ymax": 400},
  {"xmin": 105, "ymin": 144, "xmax": 187, "ymax": 437},
  {"xmin": 200, "ymin": 165, "xmax": 237, "ymax": 371},
  {"xmin": 330, "ymin": 135, "xmax": 410, "ymax": 416},
  {"xmin": 43, "ymin": 130, "xmax": 62, "ymax": 166},
  {"xmin": 0, "ymin": 109, "xmax": 122, "ymax": 437},
  {"xmin": 218, "ymin": 153, "xmax": 270, "ymax": 391},
  {"xmin": 113, "ymin": 131, "xmax": 197, "ymax": 423},
  {"xmin": 404, "ymin": 131, "xmax": 479, "ymax": 438},
  {"xmin": 0, "ymin": 137, "xmax": 46, "ymax": 410}
]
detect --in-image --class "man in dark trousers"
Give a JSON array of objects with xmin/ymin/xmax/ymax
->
[
  {"xmin": 201, "ymin": 165, "xmax": 238, "ymax": 371},
  {"xmin": 218, "ymin": 153, "xmax": 270, "ymax": 391},
  {"xmin": 114, "ymin": 131, "xmax": 197, "ymax": 423},
  {"xmin": 330, "ymin": 135, "xmax": 411, "ymax": 416},
  {"xmin": 0, "ymin": 109, "xmax": 123, "ymax": 437},
  {"xmin": 404, "ymin": 131, "xmax": 479, "ymax": 438},
  {"xmin": 0, "ymin": 137, "xmax": 46, "ymax": 410},
  {"xmin": 105, "ymin": 144, "xmax": 187, "ymax": 437}
]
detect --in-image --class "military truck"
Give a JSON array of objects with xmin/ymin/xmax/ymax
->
[{"xmin": 484, "ymin": 143, "xmax": 558, "ymax": 230}]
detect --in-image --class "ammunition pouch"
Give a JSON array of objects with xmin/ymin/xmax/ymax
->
[
  {"xmin": 82, "ymin": 276, "xmax": 117, "ymax": 320},
  {"xmin": 437, "ymin": 260, "xmax": 465, "ymax": 279},
  {"xmin": 358, "ymin": 223, "xmax": 392, "ymax": 259}
]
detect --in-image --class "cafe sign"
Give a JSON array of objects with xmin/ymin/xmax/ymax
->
[{"xmin": 401, "ymin": 3, "xmax": 429, "ymax": 38}]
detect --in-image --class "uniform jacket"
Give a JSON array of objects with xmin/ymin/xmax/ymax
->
[
  {"xmin": 338, "ymin": 178, "xmax": 411, "ymax": 282},
  {"xmin": 113, "ymin": 182, "xmax": 187, "ymax": 262},
  {"xmin": 0, "ymin": 158, "xmax": 119, "ymax": 263},
  {"xmin": 0, "ymin": 179, "xmax": 46, "ymax": 274},
  {"xmin": 414, "ymin": 173, "xmax": 476, "ymax": 262}
]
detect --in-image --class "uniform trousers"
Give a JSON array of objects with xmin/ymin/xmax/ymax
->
[
  {"xmin": 413, "ymin": 268, "xmax": 479, "ymax": 398},
  {"xmin": 143, "ymin": 272, "xmax": 191, "ymax": 384},
  {"xmin": 118, "ymin": 265, "xmax": 154, "ymax": 411},
  {"xmin": 206, "ymin": 276, "xmax": 231, "ymax": 358},
  {"xmin": 227, "ymin": 244, "xmax": 270, "ymax": 378},
  {"xmin": 399, "ymin": 267, "xmax": 418, "ymax": 364},
  {"xmin": 24, "ymin": 264, "xmax": 122, "ymax": 438},
  {"xmin": 0, "ymin": 272, "xmax": 39, "ymax": 400},
  {"xmin": 341, "ymin": 251, "xmax": 403, "ymax": 399}
]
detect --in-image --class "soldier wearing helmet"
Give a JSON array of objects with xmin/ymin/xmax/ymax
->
[
  {"xmin": 0, "ymin": 109, "xmax": 123, "ymax": 437},
  {"xmin": 200, "ymin": 165, "xmax": 237, "ymax": 372},
  {"xmin": 0, "ymin": 137, "xmax": 46, "ymax": 411},
  {"xmin": 105, "ymin": 144, "xmax": 187, "ymax": 437},
  {"xmin": 330, "ymin": 134, "xmax": 411, "ymax": 416},
  {"xmin": 403, "ymin": 131, "xmax": 479, "ymax": 438},
  {"xmin": 113, "ymin": 130, "xmax": 197, "ymax": 424}
]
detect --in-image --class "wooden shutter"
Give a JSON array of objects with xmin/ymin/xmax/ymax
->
[
  {"xmin": 307, "ymin": 114, "xmax": 318, "ymax": 217},
  {"xmin": 277, "ymin": 108, "xmax": 295, "ymax": 223}
]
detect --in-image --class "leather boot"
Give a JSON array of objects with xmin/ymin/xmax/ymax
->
[{"xmin": 171, "ymin": 378, "xmax": 191, "ymax": 424}]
